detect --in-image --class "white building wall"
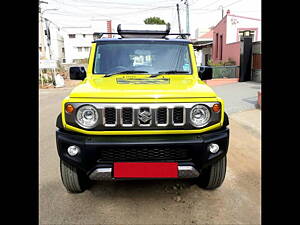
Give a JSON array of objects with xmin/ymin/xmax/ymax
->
[
  {"xmin": 62, "ymin": 28, "xmax": 93, "ymax": 64},
  {"xmin": 62, "ymin": 20, "xmax": 109, "ymax": 64},
  {"xmin": 48, "ymin": 24, "xmax": 65, "ymax": 63},
  {"xmin": 226, "ymin": 15, "xmax": 261, "ymax": 44},
  {"xmin": 39, "ymin": 16, "xmax": 65, "ymax": 64},
  {"xmin": 194, "ymin": 50, "xmax": 202, "ymax": 66}
]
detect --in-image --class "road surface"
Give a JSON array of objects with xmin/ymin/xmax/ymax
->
[{"xmin": 39, "ymin": 85, "xmax": 261, "ymax": 225}]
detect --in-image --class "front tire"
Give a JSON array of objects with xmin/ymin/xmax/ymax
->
[
  {"xmin": 197, "ymin": 155, "xmax": 227, "ymax": 190},
  {"xmin": 60, "ymin": 160, "xmax": 91, "ymax": 193}
]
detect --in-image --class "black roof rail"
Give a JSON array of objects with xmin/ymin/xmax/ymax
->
[
  {"xmin": 93, "ymin": 24, "xmax": 191, "ymax": 40},
  {"xmin": 117, "ymin": 24, "xmax": 171, "ymax": 38},
  {"xmin": 93, "ymin": 32, "xmax": 118, "ymax": 40},
  {"xmin": 167, "ymin": 33, "xmax": 191, "ymax": 39}
]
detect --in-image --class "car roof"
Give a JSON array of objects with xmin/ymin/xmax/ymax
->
[{"xmin": 93, "ymin": 38, "xmax": 191, "ymax": 44}]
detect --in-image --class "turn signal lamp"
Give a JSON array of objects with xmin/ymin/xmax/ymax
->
[
  {"xmin": 212, "ymin": 103, "xmax": 221, "ymax": 113},
  {"xmin": 65, "ymin": 104, "xmax": 74, "ymax": 113}
]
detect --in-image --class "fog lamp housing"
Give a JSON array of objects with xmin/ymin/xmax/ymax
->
[
  {"xmin": 208, "ymin": 143, "xmax": 219, "ymax": 153},
  {"xmin": 67, "ymin": 145, "xmax": 80, "ymax": 156}
]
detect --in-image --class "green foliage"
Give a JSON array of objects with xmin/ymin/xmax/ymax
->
[
  {"xmin": 207, "ymin": 59, "xmax": 224, "ymax": 66},
  {"xmin": 144, "ymin": 17, "xmax": 167, "ymax": 25},
  {"xmin": 224, "ymin": 58, "xmax": 236, "ymax": 66},
  {"xmin": 207, "ymin": 58, "xmax": 236, "ymax": 66},
  {"xmin": 39, "ymin": 73, "xmax": 53, "ymax": 84}
]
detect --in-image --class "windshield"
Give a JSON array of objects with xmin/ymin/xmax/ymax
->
[{"xmin": 93, "ymin": 42, "xmax": 192, "ymax": 75}]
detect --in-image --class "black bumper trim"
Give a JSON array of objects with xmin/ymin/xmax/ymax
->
[{"xmin": 56, "ymin": 127, "xmax": 229, "ymax": 174}]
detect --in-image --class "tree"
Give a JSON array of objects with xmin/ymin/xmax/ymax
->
[{"xmin": 144, "ymin": 17, "xmax": 169, "ymax": 25}]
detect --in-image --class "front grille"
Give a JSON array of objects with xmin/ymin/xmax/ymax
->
[
  {"xmin": 65, "ymin": 102, "xmax": 221, "ymax": 130},
  {"xmin": 99, "ymin": 145, "xmax": 190, "ymax": 161},
  {"xmin": 102, "ymin": 105, "xmax": 186, "ymax": 128}
]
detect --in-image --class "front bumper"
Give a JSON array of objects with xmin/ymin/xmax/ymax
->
[{"xmin": 56, "ymin": 127, "xmax": 229, "ymax": 179}]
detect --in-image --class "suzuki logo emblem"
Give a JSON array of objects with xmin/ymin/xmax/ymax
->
[{"xmin": 138, "ymin": 109, "xmax": 151, "ymax": 123}]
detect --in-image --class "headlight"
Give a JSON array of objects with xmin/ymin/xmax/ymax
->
[
  {"xmin": 75, "ymin": 105, "xmax": 99, "ymax": 129},
  {"xmin": 190, "ymin": 104, "xmax": 211, "ymax": 128}
]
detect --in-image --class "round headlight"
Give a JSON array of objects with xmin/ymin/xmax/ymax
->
[
  {"xmin": 76, "ymin": 105, "xmax": 99, "ymax": 129},
  {"xmin": 190, "ymin": 105, "xmax": 211, "ymax": 128}
]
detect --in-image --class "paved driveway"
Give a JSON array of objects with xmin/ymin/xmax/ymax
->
[{"xmin": 211, "ymin": 81, "xmax": 261, "ymax": 115}]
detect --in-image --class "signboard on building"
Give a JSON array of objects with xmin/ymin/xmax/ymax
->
[{"xmin": 39, "ymin": 59, "xmax": 58, "ymax": 69}]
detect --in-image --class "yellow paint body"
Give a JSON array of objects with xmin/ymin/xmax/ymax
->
[{"xmin": 62, "ymin": 43, "xmax": 225, "ymax": 135}]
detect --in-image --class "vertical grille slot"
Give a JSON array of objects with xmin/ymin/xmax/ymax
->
[
  {"xmin": 173, "ymin": 107, "xmax": 185, "ymax": 125},
  {"xmin": 156, "ymin": 107, "xmax": 168, "ymax": 126},
  {"xmin": 121, "ymin": 107, "xmax": 133, "ymax": 126},
  {"xmin": 104, "ymin": 107, "xmax": 116, "ymax": 126}
]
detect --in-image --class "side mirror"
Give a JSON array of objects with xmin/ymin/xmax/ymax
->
[
  {"xmin": 69, "ymin": 66, "xmax": 86, "ymax": 80},
  {"xmin": 198, "ymin": 66, "xmax": 212, "ymax": 80}
]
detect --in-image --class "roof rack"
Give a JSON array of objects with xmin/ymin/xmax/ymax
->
[{"xmin": 93, "ymin": 24, "xmax": 190, "ymax": 40}]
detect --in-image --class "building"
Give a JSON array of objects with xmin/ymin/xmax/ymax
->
[
  {"xmin": 62, "ymin": 20, "xmax": 112, "ymax": 64},
  {"xmin": 193, "ymin": 29, "xmax": 213, "ymax": 66},
  {"xmin": 212, "ymin": 10, "xmax": 261, "ymax": 65},
  {"xmin": 39, "ymin": 14, "xmax": 65, "ymax": 64}
]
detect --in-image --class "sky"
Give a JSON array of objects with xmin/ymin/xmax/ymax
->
[{"xmin": 40, "ymin": 0, "xmax": 261, "ymax": 38}]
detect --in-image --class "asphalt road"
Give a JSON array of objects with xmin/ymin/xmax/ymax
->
[
  {"xmin": 39, "ymin": 85, "xmax": 261, "ymax": 225},
  {"xmin": 211, "ymin": 81, "xmax": 261, "ymax": 115}
]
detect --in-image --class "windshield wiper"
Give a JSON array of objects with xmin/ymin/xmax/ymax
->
[
  {"xmin": 104, "ymin": 70, "xmax": 149, "ymax": 77},
  {"xmin": 149, "ymin": 70, "xmax": 189, "ymax": 78}
]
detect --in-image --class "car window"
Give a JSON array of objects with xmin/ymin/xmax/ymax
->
[{"xmin": 93, "ymin": 42, "xmax": 192, "ymax": 75}]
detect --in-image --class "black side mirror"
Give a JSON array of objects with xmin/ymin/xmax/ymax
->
[
  {"xmin": 69, "ymin": 66, "xmax": 86, "ymax": 80},
  {"xmin": 198, "ymin": 66, "xmax": 213, "ymax": 80}
]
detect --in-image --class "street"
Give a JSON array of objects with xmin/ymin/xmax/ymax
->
[{"xmin": 39, "ymin": 83, "xmax": 261, "ymax": 225}]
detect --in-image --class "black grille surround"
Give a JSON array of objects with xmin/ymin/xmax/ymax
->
[
  {"xmin": 173, "ymin": 107, "xmax": 184, "ymax": 124},
  {"xmin": 104, "ymin": 108, "xmax": 116, "ymax": 126},
  {"xmin": 157, "ymin": 108, "xmax": 168, "ymax": 125},
  {"xmin": 121, "ymin": 107, "xmax": 133, "ymax": 126},
  {"xmin": 98, "ymin": 145, "xmax": 190, "ymax": 162},
  {"xmin": 65, "ymin": 102, "xmax": 222, "ymax": 131}
]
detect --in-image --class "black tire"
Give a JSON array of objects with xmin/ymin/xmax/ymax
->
[
  {"xmin": 60, "ymin": 160, "xmax": 91, "ymax": 193},
  {"xmin": 197, "ymin": 155, "xmax": 227, "ymax": 190}
]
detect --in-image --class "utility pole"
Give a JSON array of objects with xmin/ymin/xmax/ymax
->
[
  {"xmin": 176, "ymin": 4, "xmax": 182, "ymax": 34},
  {"xmin": 218, "ymin": 5, "xmax": 224, "ymax": 19},
  {"xmin": 39, "ymin": 1, "xmax": 48, "ymax": 87},
  {"xmin": 182, "ymin": 0, "xmax": 190, "ymax": 34},
  {"xmin": 39, "ymin": 1, "xmax": 48, "ymax": 59}
]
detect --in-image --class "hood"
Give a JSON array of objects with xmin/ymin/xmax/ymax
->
[{"xmin": 69, "ymin": 75, "xmax": 217, "ymax": 99}]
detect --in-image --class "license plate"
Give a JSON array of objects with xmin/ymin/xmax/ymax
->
[{"xmin": 114, "ymin": 162, "xmax": 178, "ymax": 178}]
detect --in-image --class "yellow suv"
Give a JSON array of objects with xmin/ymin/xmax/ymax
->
[{"xmin": 56, "ymin": 24, "xmax": 229, "ymax": 193}]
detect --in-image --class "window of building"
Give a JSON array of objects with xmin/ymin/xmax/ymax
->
[
  {"xmin": 39, "ymin": 47, "xmax": 42, "ymax": 52},
  {"xmin": 84, "ymin": 47, "xmax": 89, "ymax": 52},
  {"xmin": 69, "ymin": 34, "xmax": 76, "ymax": 38},
  {"xmin": 215, "ymin": 33, "xmax": 219, "ymax": 59},
  {"xmin": 220, "ymin": 35, "xmax": 223, "ymax": 60},
  {"xmin": 78, "ymin": 47, "xmax": 82, "ymax": 52},
  {"xmin": 62, "ymin": 48, "xmax": 65, "ymax": 53},
  {"xmin": 83, "ymin": 34, "xmax": 86, "ymax": 38}
]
